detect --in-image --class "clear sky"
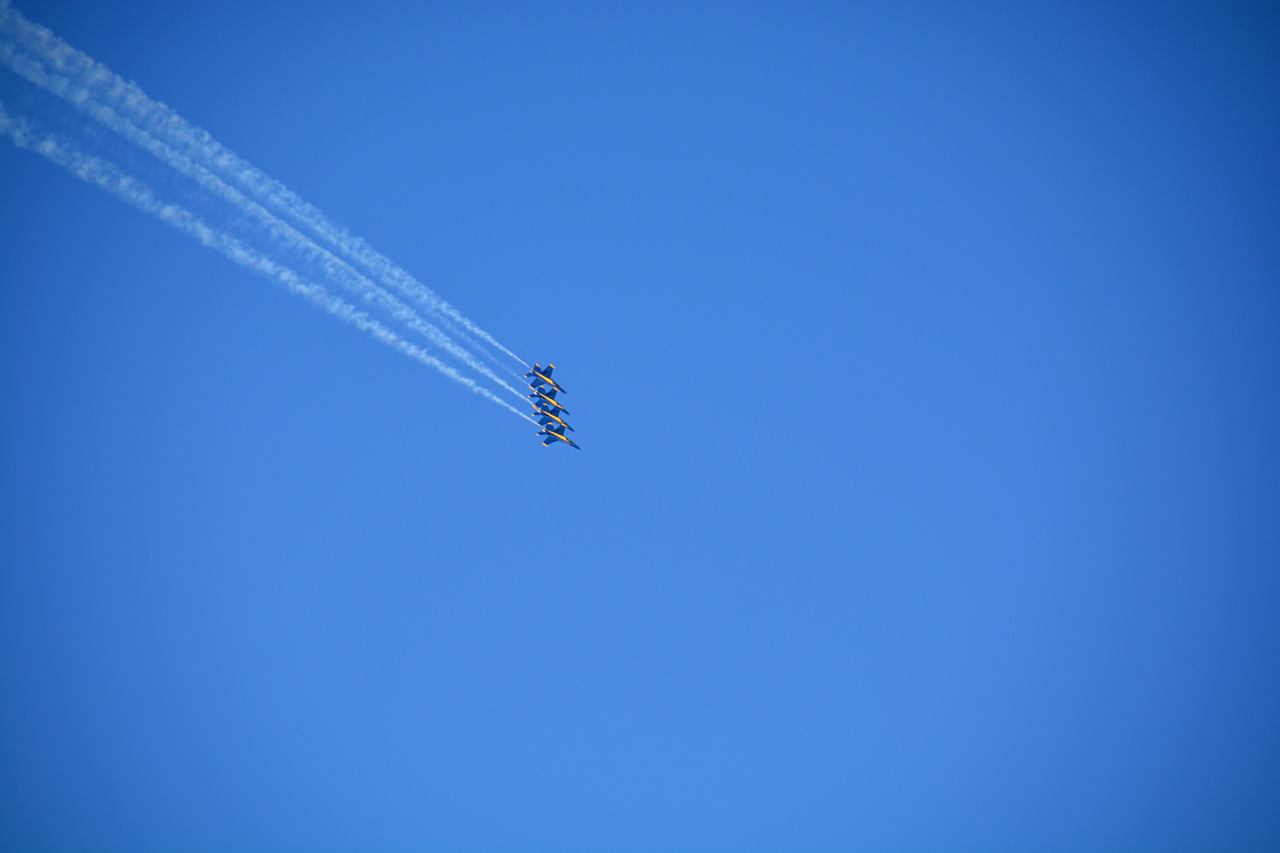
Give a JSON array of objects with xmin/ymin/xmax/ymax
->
[{"xmin": 2, "ymin": 1, "xmax": 1278, "ymax": 850}]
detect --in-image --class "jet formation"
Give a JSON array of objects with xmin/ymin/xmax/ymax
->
[{"xmin": 526, "ymin": 364, "xmax": 580, "ymax": 449}]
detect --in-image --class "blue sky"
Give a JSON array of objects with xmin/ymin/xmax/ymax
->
[{"xmin": 2, "ymin": 1, "xmax": 1278, "ymax": 849}]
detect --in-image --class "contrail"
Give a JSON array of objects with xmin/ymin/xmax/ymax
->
[
  {"xmin": 0, "ymin": 0, "xmax": 527, "ymax": 368},
  {"xmin": 0, "ymin": 101, "xmax": 537, "ymax": 423},
  {"xmin": 0, "ymin": 30, "xmax": 528, "ymax": 403}
]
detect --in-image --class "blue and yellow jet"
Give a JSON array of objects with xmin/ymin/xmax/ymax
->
[
  {"xmin": 533, "ymin": 407, "xmax": 574, "ymax": 432},
  {"xmin": 538, "ymin": 423, "xmax": 580, "ymax": 449},
  {"xmin": 524, "ymin": 363, "xmax": 565, "ymax": 394},
  {"xmin": 528, "ymin": 386, "xmax": 569, "ymax": 416}
]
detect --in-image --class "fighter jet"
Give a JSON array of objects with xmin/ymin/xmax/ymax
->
[
  {"xmin": 533, "ymin": 407, "xmax": 574, "ymax": 432},
  {"xmin": 524, "ymin": 363, "xmax": 565, "ymax": 394},
  {"xmin": 538, "ymin": 423, "xmax": 580, "ymax": 449},
  {"xmin": 528, "ymin": 386, "xmax": 569, "ymax": 416}
]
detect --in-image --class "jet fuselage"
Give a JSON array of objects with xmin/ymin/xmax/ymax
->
[
  {"xmin": 538, "ymin": 427, "xmax": 580, "ymax": 449},
  {"xmin": 534, "ymin": 408, "xmax": 574, "ymax": 431},
  {"xmin": 529, "ymin": 388, "xmax": 569, "ymax": 415}
]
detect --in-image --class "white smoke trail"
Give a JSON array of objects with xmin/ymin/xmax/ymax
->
[
  {"xmin": 0, "ymin": 100, "xmax": 536, "ymax": 423},
  {"xmin": 0, "ymin": 0, "xmax": 527, "ymax": 368},
  {"xmin": 0, "ymin": 33, "xmax": 528, "ymax": 403}
]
